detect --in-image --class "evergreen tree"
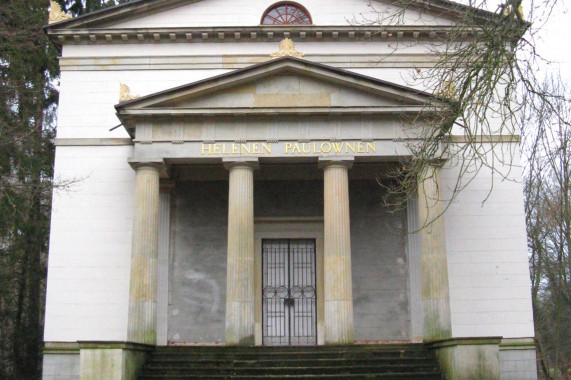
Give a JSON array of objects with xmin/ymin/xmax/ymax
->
[
  {"xmin": 0, "ymin": 1, "xmax": 58, "ymax": 378},
  {"xmin": 55, "ymin": 0, "xmax": 133, "ymax": 16},
  {"xmin": 0, "ymin": 1, "xmax": 132, "ymax": 378}
]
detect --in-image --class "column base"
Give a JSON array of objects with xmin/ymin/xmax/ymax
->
[
  {"xmin": 324, "ymin": 300, "xmax": 354, "ymax": 344},
  {"xmin": 427, "ymin": 337, "xmax": 502, "ymax": 380},
  {"xmin": 225, "ymin": 299, "xmax": 255, "ymax": 346},
  {"xmin": 78, "ymin": 342, "xmax": 153, "ymax": 380}
]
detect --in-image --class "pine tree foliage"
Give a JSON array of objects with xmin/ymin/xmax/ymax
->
[
  {"xmin": 55, "ymin": 0, "xmax": 134, "ymax": 16},
  {"xmin": 0, "ymin": 1, "xmax": 133, "ymax": 378},
  {"xmin": 0, "ymin": 1, "xmax": 58, "ymax": 378}
]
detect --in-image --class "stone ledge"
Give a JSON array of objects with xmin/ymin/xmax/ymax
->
[
  {"xmin": 44, "ymin": 342, "xmax": 80, "ymax": 354},
  {"xmin": 77, "ymin": 341, "xmax": 155, "ymax": 352},
  {"xmin": 55, "ymin": 138, "xmax": 133, "ymax": 146},
  {"xmin": 500, "ymin": 337, "xmax": 536, "ymax": 350},
  {"xmin": 427, "ymin": 336, "xmax": 503, "ymax": 349}
]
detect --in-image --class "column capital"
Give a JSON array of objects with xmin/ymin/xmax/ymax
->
[
  {"xmin": 128, "ymin": 158, "xmax": 167, "ymax": 172},
  {"xmin": 223, "ymin": 157, "xmax": 259, "ymax": 170},
  {"xmin": 318, "ymin": 156, "xmax": 354, "ymax": 170}
]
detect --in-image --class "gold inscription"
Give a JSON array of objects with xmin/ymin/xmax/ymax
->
[
  {"xmin": 281, "ymin": 141, "xmax": 376, "ymax": 155},
  {"xmin": 200, "ymin": 141, "xmax": 375, "ymax": 156}
]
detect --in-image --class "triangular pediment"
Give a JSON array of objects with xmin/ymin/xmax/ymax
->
[
  {"xmin": 45, "ymin": 0, "xmax": 496, "ymax": 30},
  {"xmin": 165, "ymin": 75, "xmax": 411, "ymax": 109},
  {"xmin": 115, "ymin": 57, "xmax": 440, "ymax": 131}
]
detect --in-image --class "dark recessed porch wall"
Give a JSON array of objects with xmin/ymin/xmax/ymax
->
[
  {"xmin": 169, "ymin": 181, "xmax": 229, "ymax": 344},
  {"xmin": 350, "ymin": 180, "xmax": 410, "ymax": 342},
  {"xmin": 167, "ymin": 168, "xmax": 409, "ymax": 344}
]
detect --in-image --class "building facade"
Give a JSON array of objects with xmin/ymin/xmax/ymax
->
[{"xmin": 43, "ymin": 1, "xmax": 537, "ymax": 379}]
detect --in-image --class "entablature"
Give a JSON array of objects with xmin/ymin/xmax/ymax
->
[
  {"xmin": 47, "ymin": 25, "xmax": 480, "ymax": 49},
  {"xmin": 116, "ymin": 57, "xmax": 448, "ymax": 164}
]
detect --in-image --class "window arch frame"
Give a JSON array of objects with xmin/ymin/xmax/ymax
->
[{"xmin": 260, "ymin": 2, "xmax": 313, "ymax": 26}]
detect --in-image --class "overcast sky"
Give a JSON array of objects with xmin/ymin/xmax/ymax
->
[
  {"xmin": 534, "ymin": 1, "xmax": 571, "ymax": 81},
  {"xmin": 466, "ymin": 0, "xmax": 571, "ymax": 82}
]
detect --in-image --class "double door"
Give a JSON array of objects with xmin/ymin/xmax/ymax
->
[{"xmin": 262, "ymin": 239, "xmax": 317, "ymax": 346}]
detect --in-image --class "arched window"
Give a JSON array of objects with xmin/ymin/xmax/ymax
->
[{"xmin": 261, "ymin": 2, "xmax": 312, "ymax": 25}]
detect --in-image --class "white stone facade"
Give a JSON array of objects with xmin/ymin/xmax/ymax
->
[{"xmin": 43, "ymin": 1, "xmax": 537, "ymax": 379}]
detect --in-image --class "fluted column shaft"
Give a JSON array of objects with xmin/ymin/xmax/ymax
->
[
  {"xmin": 127, "ymin": 163, "xmax": 162, "ymax": 345},
  {"xmin": 225, "ymin": 160, "xmax": 258, "ymax": 345},
  {"xmin": 321, "ymin": 159, "xmax": 354, "ymax": 344},
  {"xmin": 418, "ymin": 165, "xmax": 452, "ymax": 341}
]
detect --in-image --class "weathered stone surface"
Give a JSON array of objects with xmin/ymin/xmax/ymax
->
[
  {"xmin": 321, "ymin": 158, "xmax": 354, "ymax": 344},
  {"xmin": 169, "ymin": 181, "xmax": 228, "ymax": 343},
  {"xmin": 429, "ymin": 338, "xmax": 502, "ymax": 380},
  {"xmin": 350, "ymin": 179, "xmax": 409, "ymax": 342},
  {"xmin": 128, "ymin": 164, "xmax": 161, "ymax": 345},
  {"xmin": 78, "ymin": 343, "xmax": 151, "ymax": 380}
]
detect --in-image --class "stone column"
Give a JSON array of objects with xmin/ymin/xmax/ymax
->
[
  {"xmin": 224, "ymin": 158, "xmax": 258, "ymax": 345},
  {"xmin": 417, "ymin": 164, "xmax": 452, "ymax": 341},
  {"xmin": 127, "ymin": 162, "xmax": 163, "ymax": 345},
  {"xmin": 320, "ymin": 157, "xmax": 354, "ymax": 344}
]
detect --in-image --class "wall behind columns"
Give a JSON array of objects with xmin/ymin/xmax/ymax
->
[
  {"xmin": 254, "ymin": 180, "xmax": 323, "ymax": 217},
  {"xmin": 350, "ymin": 180, "xmax": 410, "ymax": 342},
  {"xmin": 168, "ymin": 178, "xmax": 410, "ymax": 343},
  {"xmin": 169, "ymin": 181, "xmax": 228, "ymax": 343}
]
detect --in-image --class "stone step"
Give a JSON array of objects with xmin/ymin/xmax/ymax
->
[
  {"xmin": 138, "ymin": 344, "xmax": 443, "ymax": 380},
  {"xmin": 139, "ymin": 374, "xmax": 442, "ymax": 380},
  {"xmin": 149, "ymin": 350, "xmax": 431, "ymax": 360},
  {"xmin": 152, "ymin": 345, "xmax": 427, "ymax": 353},
  {"xmin": 143, "ymin": 364, "xmax": 439, "ymax": 376},
  {"xmin": 146, "ymin": 357, "xmax": 436, "ymax": 368}
]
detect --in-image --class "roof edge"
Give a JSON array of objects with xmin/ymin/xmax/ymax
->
[
  {"xmin": 114, "ymin": 56, "xmax": 439, "ymax": 110},
  {"xmin": 44, "ymin": 0, "xmax": 521, "ymax": 31}
]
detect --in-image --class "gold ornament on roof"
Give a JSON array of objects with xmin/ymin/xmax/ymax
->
[
  {"xmin": 49, "ymin": 1, "xmax": 72, "ymax": 24},
  {"xmin": 119, "ymin": 84, "xmax": 140, "ymax": 102},
  {"xmin": 436, "ymin": 79, "xmax": 456, "ymax": 99},
  {"xmin": 503, "ymin": 4, "xmax": 524, "ymax": 19},
  {"xmin": 270, "ymin": 38, "xmax": 304, "ymax": 59}
]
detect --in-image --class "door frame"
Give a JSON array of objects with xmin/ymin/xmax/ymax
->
[{"xmin": 254, "ymin": 217, "xmax": 324, "ymax": 346}]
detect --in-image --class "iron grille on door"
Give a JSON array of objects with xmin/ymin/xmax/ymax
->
[{"xmin": 262, "ymin": 239, "xmax": 317, "ymax": 346}]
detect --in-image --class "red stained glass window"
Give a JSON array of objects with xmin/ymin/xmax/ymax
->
[{"xmin": 261, "ymin": 2, "xmax": 312, "ymax": 25}]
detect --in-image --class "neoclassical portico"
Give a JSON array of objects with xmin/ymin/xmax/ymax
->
[
  {"xmin": 125, "ymin": 163, "xmax": 451, "ymax": 347},
  {"xmin": 117, "ymin": 56, "xmax": 452, "ymax": 347}
]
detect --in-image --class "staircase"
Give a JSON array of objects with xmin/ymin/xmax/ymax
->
[{"xmin": 137, "ymin": 344, "xmax": 443, "ymax": 379}]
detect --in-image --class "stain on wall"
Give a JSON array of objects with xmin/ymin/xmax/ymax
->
[{"xmin": 169, "ymin": 181, "xmax": 228, "ymax": 343}]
